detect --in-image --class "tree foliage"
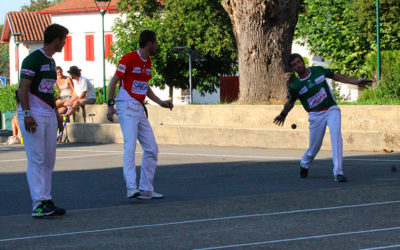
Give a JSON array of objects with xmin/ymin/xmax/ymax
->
[
  {"xmin": 21, "ymin": 0, "xmax": 64, "ymax": 11},
  {"xmin": 296, "ymin": 0, "xmax": 400, "ymax": 77},
  {"xmin": 111, "ymin": 0, "xmax": 237, "ymax": 93},
  {"xmin": 0, "ymin": 25, "xmax": 9, "ymax": 82}
]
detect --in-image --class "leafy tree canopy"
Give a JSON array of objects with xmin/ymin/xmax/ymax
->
[
  {"xmin": 111, "ymin": 0, "xmax": 237, "ymax": 93},
  {"xmin": 295, "ymin": 0, "xmax": 400, "ymax": 77}
]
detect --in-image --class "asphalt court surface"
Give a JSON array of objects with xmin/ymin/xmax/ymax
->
[{"xmin": 0, "ymin": 143, "xmax": 399, "ymax": 249}]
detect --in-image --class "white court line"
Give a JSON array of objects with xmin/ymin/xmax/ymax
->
[
  {"xmin": 2, "ymin": 150, "xmax": 400, "ymax": 163},
  {"xmin": 195, "ymin": 227, "xmax": 400, "ymax": 250},
  {"xmin": 360, "ymin": 244, "xmax": 400, "ymax": 250},
  {"xmin": 0, "ymin": 152, "xmax": 123, "ymax": 162},
  {"xmin": 0, "ymin": 200, "xmax": 399, "ymax": 243}
]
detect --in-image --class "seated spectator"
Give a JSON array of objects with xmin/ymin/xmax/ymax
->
[
  {"xmin": 55, "ymin": 66, "xmax": 75, "ymax": 115},
  {"xmin": 65, "ymin": 66, "xmax": 96, "ymax": 115},
  {"xmin": 7, "ymin": 91, "xmax": 22, "ymax": 144}
]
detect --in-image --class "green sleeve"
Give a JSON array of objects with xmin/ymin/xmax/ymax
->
[
  {"xmin": 319, "ymin": 66, "xmax": 334, "ymax": 78},
  {"xmin": 20, "ymin": 55, "xmax": 38, "ymax": 81}
]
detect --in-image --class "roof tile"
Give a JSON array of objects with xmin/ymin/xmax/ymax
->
[
  {"xmin": 40, "ymin": 0, "xmax": 120, "ymax": 14},
  {"xmin": 2, "ymin": 12, "xmax": 51, "ymax": 43}
]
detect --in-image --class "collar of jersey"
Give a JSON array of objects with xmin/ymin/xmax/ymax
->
[{"xmin": 298, "ymin": 68, "xmax": 311, "ymax": 81}]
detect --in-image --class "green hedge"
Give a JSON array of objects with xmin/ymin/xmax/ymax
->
[
  {"xmin": 0, "ymin": 84, "xmax": 18, "ymax": 111},
  {"xmin": 358, "ymin": 50, "xmax": 400, "ymax": 104}
]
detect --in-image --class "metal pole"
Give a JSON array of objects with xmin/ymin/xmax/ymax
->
[
  {"xmin": 101, "ymin": 9, "xmax": 106, "ymax": 103},
  {"xmin": 188, "ymin": 52, "xmax": 192, "ymax": 104},
  {"xmin": 376, "ymin": 0, "xmax": 381, "ymax": 83}
]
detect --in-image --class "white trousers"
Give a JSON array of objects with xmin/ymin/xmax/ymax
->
[
  {"xmin": 300, "ymin": 105, "xmax": 343, "ymax": 176},
  {"xmin": 18, "ymin": 111, "xmax": 57, "ymax": 210},
  {"xmin": 116, "ymin": 101, "xmax": 158, "ymax": 193}
]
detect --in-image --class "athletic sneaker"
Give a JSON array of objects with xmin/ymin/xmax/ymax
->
[
  {"xmin": 43, "ymin": 200, "xmax": 66, "ymax": 216},
  {"xmin": 127, "ymin": 189, "xmax": 140, "ymax": 199},
  {"xmin": 299, "ymin": 163, "xmax": 309, "ymax": 178},
  {"xmin": 334, "ymin": 175, "xmax": 347, "ymax": 183},
  {"xmin": 137, "ymin": 191, "xmax": 164, "ymax": 200},
  {"xmin": 32, "ymin": 200, "xmax": 65, "ymax": 217}
]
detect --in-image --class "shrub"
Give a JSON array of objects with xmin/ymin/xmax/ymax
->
[
  {"xmin": 358, "ymin": 50, "xmax": 400, "ymax": 103},
  {"xmin": 0, "ymin": 84, "xmax": 18, "ymax": 111}
]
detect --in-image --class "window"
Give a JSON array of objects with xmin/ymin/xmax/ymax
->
[
  {"xmin": 85, "ymin": 34, "xmax": 94, "ymax": 61},
  {"xmin": 64, "ymin": 36, "xmax": 72, "ymax": 61},
  {"xmin": 105, "ymin": 34, "xmax": 113, "ymax": 58}
]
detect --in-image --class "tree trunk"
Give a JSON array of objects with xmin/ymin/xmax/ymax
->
[{"xmin": 222, "ymin": 0, "xmax": 303, "ymax": 103}]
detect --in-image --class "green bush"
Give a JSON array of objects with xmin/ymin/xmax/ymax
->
[
  {"xmin": 358, "ymin": 50, "xmax": 400, "ymax": 104},
  {"xmin": 95, "ymin": 86, "xmax": 119, "ymax": 104},
  {"xmin": 0, "ymin": 84, "xmax": 18, "ymax": 111}
]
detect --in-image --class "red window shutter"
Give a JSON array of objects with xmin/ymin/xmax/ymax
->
[
  {"xmin": 105, "ymin": 34, "xmax": 113, "ymax": 58},
  {"xmin": 85, "ymin": 35, "xmax": 94, "ymax": 61},
  {"xmin": 64, "ymin": 36, "xmax": 72, "ymax": 61},
  {"xmin": 15, "ymin": 46, "xmax": 18, "ymax": 71}
]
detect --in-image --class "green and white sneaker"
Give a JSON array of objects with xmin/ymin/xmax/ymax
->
[
  {"xmin": 32, "ymin": 200, "xmax": 65, "ymax": 217},
  {"xmin": 334, "ymin": 174, "xmax": 347, "ymax": 183}
]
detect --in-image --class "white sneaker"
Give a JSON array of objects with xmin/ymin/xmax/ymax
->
[
  {"xmin": 137, "ymin": 191, "xmax": 164, "ymax": 200},
  {"xmin": 127, "ymin": 189, "xmax": 140, "ymax": 199}
]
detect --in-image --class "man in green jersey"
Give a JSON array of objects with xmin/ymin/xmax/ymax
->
[
  {"xmin": 18, "ymin": 24, "xmax": 69, "ymax": 217},
  {"xmin": 274, "ymin": 53, "xmax": 372, "ymax": 182}
]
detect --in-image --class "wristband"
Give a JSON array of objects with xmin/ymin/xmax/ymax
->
[
  {"xmin": 23, "ymin": 110, "xmax": 32, "ymax": 118},
  {"xmin": 108, "ymin": 99, "xmax": 115, "ymax": 107}
]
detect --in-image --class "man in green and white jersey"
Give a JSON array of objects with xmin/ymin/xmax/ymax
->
[
  {"xmin": 18, "ymin": 24, "xmax": 69, "ymax": 217},
  {"xmin": 274, "ymin": 53, "xmax": 372, "ymax": 182}
]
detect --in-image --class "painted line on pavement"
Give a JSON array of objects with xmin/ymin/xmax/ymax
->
[
  {"xmin": 195, "ymin": 227, "xmax": 400, "ymax": 250},
  {"xmin": 0, "ymin": 200, "xmax": 399, "ymax": 243}
]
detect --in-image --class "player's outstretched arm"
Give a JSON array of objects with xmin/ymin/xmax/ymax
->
[
  {"xmin": 274, "ymin": 101, "xmax": 294, "ymax": 126},
  {"xmin": 146, "ymin": 87, "xmax": 173, "ymax": 110},
  {"xmin": 332, "ymin": 74, "xmax": 373, "ymax": 87}
]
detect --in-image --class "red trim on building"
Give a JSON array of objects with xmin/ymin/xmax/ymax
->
[
  {"xmin": 85, "ymin": 34, "xmax": 95, "ymax": 61},
  {"xmin": 105, "ymin": 34, "xmax": 113, "ymax": 58},
  {"xmin": 64, "ymin": 36, "xmax": 72, "ymax": 61}
]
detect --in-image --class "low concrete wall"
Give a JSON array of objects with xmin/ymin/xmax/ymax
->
[{"xmin": 66, "ymin": 105, "xmax": 400, "ymax": 151}]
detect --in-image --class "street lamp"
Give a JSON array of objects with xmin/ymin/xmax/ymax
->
[
  {"xmin": 11, "ymin": 33, "xmax": 24, "ymax": 84},
  {"xmin": 173, "ymin": 46, "xmax": 207, "ymax": 104},
  {"xmin": 94, "ymin": 0, "xmax": 111, "ymax": 103}
]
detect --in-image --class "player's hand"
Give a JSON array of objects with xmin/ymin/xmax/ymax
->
[
  {"xmin": 357, "ymin": 79, "xmax": 373, "ymax": 87},
  {"xmin": 24, "ymin": 116, "xmax": 38, "ymax": 133},
  {"xmin": 107, "ymin": 106, "xmax": 117, "ymax": 122},
  {"xmin": 57, "ymin": 115, "xmax": 64, "ymax": 133},
  {"xmin": 160, "ymin": 100, "xmax": 173, "ymax": 110},
  {"xmin": 273, "ymin": 113, "xmax": 286, "ymax": 126}
]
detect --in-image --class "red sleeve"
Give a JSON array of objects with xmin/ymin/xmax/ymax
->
[{"xmin": 115, "ymin": 54, "xmax": 130, "ymax": 78}]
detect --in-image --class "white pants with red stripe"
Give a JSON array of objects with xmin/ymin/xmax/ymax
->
[
  {"xmin": 18, "ymin": 111, "xmax": 57, "ymax": 210},
  {"xmin": 300, "ymin": 105, "xmax": 343, "ymax": 176},
  {"xmin": 116, "ymin": 101, "xmax": 158, "ymax": 194}
]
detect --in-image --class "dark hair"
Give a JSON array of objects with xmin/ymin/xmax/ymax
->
[
  {"xmin": 288, "ymin": 53, "xmax": 304, "ymax": 65},
  {"xmin": 44, "ymin": 24, "xmax": 69, "ymax": 45},
  {"xmin": 139, "ymin": 30, "xmax": 156, "ymax": 48},
  {"xmin": 56, "ymin": 66, "xmax": 63, "ymax": 71},
  {"xmin": 67, "ymin": 66, "xmax": 81, "ymax": 77}
]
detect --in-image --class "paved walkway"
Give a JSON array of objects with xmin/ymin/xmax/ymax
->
[{"xmin": 0, "ymin": 143, "xmax": 399, "ymax": 249}]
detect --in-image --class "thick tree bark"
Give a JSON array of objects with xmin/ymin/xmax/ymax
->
[{"xmin": 222, "ymin": 0, "xmax": 303, "ymax": 103}]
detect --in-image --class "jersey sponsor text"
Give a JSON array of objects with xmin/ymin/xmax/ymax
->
[{"xmin": 307, "ymin": 88, "xmax": 327, "ymax": 109}]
